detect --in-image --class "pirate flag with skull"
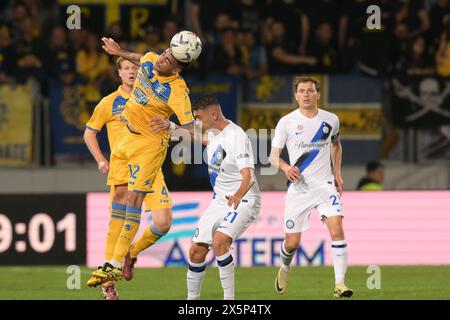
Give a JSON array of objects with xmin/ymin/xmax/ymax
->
[{"xmin": 390, "ymin": 77, "xmax": 450, "ymax": 127}]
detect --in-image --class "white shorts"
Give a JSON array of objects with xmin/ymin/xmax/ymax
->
[
  {"xmin": 192, "ymin": 196, "xmax": 261, "ymax": 245},
  {"xmin": 284, "ymin": 183, "xmax": 344, "ymax": 233}
]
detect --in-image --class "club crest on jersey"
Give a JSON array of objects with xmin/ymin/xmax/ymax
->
[
  {"xmin": 142, "ymin": 62, "xmax": 155, "ymax": 79},
  {"xmin": 295, "ymin": 124, "xmax": 304, "ymax": 135},
  {"xmin": 322, "ymin": 126, "xmax": 329, "ymax": 134}
]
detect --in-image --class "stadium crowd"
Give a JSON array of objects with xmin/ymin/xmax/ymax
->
[{"xmin": 0, "ymin": 0, "xmax": 449, "ymax": 97}]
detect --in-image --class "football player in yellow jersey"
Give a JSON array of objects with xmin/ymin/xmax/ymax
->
[
  {"xmin": 84, "ymin": 58, "xmax": 174, "ymax": 299},
  {"xmin": 87, "ymin": 36, "xmax": 198, "ymax": 286}
]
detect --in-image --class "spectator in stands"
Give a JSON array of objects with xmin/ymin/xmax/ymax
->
[
  {"xmin": 396, "ymin": 36, "xmax": 435, "ymax": 76},
  {"xmin": 302, "ymin": 0, "xmax": 339, "ymax": 51},
  {"xmin": 339, "ymin": 0, "xmax": 368, "ymax": 53},
  {"xmin": 339, "ymin": 0, "xmax": 397, "ymax": 75},
  {"xmin": 191, "ymin": 0, "xmax": 232, "ymax": 44},
  {"xmin": 0, "ymin": 25, "xmax": 15, "ymax": 83},
  {"xmin": 394, "ymin": 0, "xmax": 430, "ymax": 41},
  {"xmin": 265, "ymin": 0, "xmax": 309, "ymax": 54},
  {"xmin": 235, "ymin": 29, "xmax": 245, "ymax": 49},
  {"xmin": 75, "ymin": 32, "xmax": 109, "ymax": 82},
  {"xmin": 241, "ymin": 30, "xmax": 268, "ymax": 79},
  {"xmin": 68, "ymin": 29, "xmax": 88, "ymax": 52},
  {"xmin": 308, "ymin": 22, "xmax": 338, "ymax": 73},
  {"xmin": 231, "ymin": 0, "xmax": 267, "ymax": 35},
  {"xmin": 429, "ymin": 0, "xmax": 450, "ymax": 48},
  {"xmin": 107, "ymin": 21, "xmax": 126, "ymax": 43},
  {"xmin": 357, "ymin": 161, "xmax": 385, "ymax": 191},
  {"xmin": 204, "ymin": 12, "xmax": 235, "ymax": 47},
  {"xmin": 13, "ymin": 17, "xmax": 44, "ymax": 83},
  {"xmin": 266, "ymin": 21, "xmax": 316, "ymax": 74},
  {"xmin": 135, "ymin": 25, "xmax": 165, "ymax": 55},
  {"xmin": 161, "ymin": 18, "xmax": 179, "ymax": 47},
  {"xmin": 44, "ymin": 26, "xmax": 75, "ymax": 79},
  {"xmin": 9, "ymin": 0, "xmax": 31, "ymax": 41},
  {"xmin": 209, "ymin": 27, "xmax": 244, "ymax": 76},
  {"xmin": 436, "ymin": 20, "xmax": 450, "ymax": 76}
]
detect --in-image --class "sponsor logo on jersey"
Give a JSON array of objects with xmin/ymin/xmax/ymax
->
[{"xmin": 237, "ymin": 153, "xmax": 249, "ymax": 159}]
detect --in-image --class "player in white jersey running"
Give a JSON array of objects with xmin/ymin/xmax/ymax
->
[
  {"xmin": 269, "ymin": 76, "xmax": 353, "ymax": 298},
  {"xmin": 186, "ymin": 95, "xmax": 261, "ymax": 300}
]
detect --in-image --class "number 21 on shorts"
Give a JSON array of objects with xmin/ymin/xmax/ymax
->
[{"xmin": 224, "ymin": 211, "xmax": 238, "ymax": 223}]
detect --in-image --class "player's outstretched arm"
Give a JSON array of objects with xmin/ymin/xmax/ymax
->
[
  {"xmin": 101, "ymin": 37, "xmax": 143, "ymax": 66},
  {"xmin": 331, "ymin": 139, "xmax": 344, "ymax": 196},
  {"xmin": 269, "ymin": 147, "xmax": 301, "ymax": 182},
  {"xmin": 226, "ymin": 167, "xmax": 255, "ymax": 210},
  {"xmin": 83, "ymin": 128, "xmax": 109, "ymax": 174},
  {"xmin": 149, "ymin": 117, "xmax": 208, "ymax": 144}
]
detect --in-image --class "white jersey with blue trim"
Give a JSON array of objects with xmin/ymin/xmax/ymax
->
[
  {"xmin": 272, "ymin": 108, "xmax": 340, "ymax": 191},
  {"xmin": 206, "ymin": 121, "xmax": 261, "ymax": 199}
]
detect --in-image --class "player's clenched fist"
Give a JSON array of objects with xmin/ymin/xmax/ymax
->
[
  {"xmin": 149, "ymin": 117, "xmax": 170, "ymax": 133},
  {"xmin": 226, "ymin": 194, "xmax": 242, "ymax": 210},
  {"xmin": 97, "ymin": 160, "xmax": 109, "ymax": 174},
  {"xmin": 284, "ymin": 166, "xmax": 302, "ymax": 183},
  {"xmin": 101, "ymin": 37, "xmax": 120, "ymax": 55}
]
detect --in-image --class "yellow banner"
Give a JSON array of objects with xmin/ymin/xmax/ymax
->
[
  {"xmin": 331, "ymin": 105, "xmax": 382, "ymax": 138},
  {"xmin": 241, "ymin": 105, "xmax": 381, "ymax": 139},
  {"xmin": 58, "ymin": 0, "xmax": 168, "ymax": 26},
  {"xmin": 0, "ymin": 85, "xmax": 33, "ymax": 166}
]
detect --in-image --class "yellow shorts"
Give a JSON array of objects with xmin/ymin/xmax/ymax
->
[
  {"xmin": 107, "ymin": 152, "xmax": 129, "ymax": 186},
  {"xmin": 112, "ymin": 126, "xmax": 168, "ymax": 194},
  {"xmin": 142, "ymin": 171, "xmax": 172, "ymax": 211},
  {"xmin": 109, "ymin": 171, "xmax": 172, "ymax": 211}
]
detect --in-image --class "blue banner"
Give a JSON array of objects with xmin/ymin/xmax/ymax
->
[
  {"xmin": 184, "ymin": 75, "xmax": 239, "ymax": 122},
  {"xmin": 242, "ymin": 74, "xmax": 293, "ymax": 103},
  {"xmin": 49, "ymin": 79, "xmax": 109, "ymax": 162}
]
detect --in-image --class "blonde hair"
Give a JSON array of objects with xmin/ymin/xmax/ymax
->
[{"xmin": 116, "ymin": 57, "xmax": 125, "ymax": 70}]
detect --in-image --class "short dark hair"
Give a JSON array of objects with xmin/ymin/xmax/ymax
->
[
  {"xmin": 192, "ymin": 95, "xmax": 220, "ymax": 110},
  {"xmin": 366, "ymin": 161, "xmax": 383, "ymax": 173},
  {"xmin": 176, "ymin": 59, "xmax": 192, "ymax": 71},
  {"xmin": 294, "ymin": 76, "xmax": 320, "ymax": 92}
]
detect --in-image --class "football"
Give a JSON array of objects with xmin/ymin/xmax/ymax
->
[{"xmin": 170, "ymin": 30, "xmax": 202, "ymax": 63}]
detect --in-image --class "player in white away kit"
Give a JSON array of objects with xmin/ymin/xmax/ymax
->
[
  {"xmin": 186, "ymin": 95, "xmax": 261, "ymax": 300},
  {"xmin": 269, "ymin": 77, "xmax": 353, "ymax": 298}
]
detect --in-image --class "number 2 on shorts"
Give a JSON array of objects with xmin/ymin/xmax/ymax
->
[{"xmin": 330, "ymin": 195, "xmax": 339, "ymax": 206}]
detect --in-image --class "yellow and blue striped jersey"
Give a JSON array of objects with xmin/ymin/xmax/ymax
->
[
  {"xmin": 122, "ymin": 52, "xmax": 194, "ymax": 141},
  {"xmin": 86, "ymin": 85, "xmax": 130, "ymax": 148}
]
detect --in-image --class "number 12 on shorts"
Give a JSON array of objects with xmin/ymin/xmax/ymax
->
[
  {"xmin": 224, "ymin": 211, "xmax": 238, "ymax": 223},
  {"xmin": 128, "ymin": 164, "xmax": 140, "ymax": 179}
]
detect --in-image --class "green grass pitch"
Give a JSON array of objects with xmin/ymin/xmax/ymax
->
[{"xmin": 0, "ymin": 266, "xmax": 449, "ymax": 300}]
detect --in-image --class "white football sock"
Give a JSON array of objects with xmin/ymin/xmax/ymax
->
[
  {"xmin": 216, "ymin": 252, "xmax": 235, "ymax": 300},
  {"xmin": 280, "ymin": 241, "xmax": 294, "ymax": 268},
  {"xmin": 331, "ymin": 240, "xmax": 348, "ymax": 284},
  {"xmin": 187, "ymin": 261, "xmax": 206, "ymax": 300}
]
